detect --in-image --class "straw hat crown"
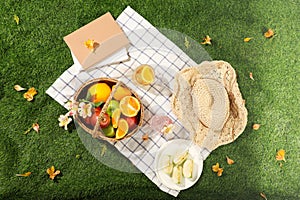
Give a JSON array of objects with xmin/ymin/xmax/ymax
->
[{"xmin": 171, "ymin": 60, "xmax": 247, "ymax": 151}]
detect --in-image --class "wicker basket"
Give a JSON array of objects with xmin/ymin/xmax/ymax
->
[{"xmin": 73, "ymin": 77, "xmax": 144, "ymax": 142}]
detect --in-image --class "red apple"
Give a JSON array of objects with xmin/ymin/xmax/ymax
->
[
  {"xmin": 125, "ymin": 116, "xmax": 138, "ymax": 130},
  {"xmin": 85, "ymin": 107, "xmax": 110, "ymax": 128}
]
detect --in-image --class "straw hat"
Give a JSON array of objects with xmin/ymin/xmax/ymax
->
[{"xmin": 171, "ymin": 60, "xmax": 247, "ymax": 151}]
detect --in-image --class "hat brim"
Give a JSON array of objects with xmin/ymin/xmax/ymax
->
[{"xmin": 171, "ymin": 60, "xmax": 248, "ymax": 151}]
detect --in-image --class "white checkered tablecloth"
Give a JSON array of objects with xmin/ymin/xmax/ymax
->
[{"xmin": 46, "ymin": 6, "xmax": 199, "ymax": 197}]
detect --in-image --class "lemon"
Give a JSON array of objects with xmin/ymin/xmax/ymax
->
[{"xmin": 111, "ymin": 108, "xmax": 121, "ymax": 128}]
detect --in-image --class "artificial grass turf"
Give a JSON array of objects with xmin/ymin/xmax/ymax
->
[{"xmin": 0, "ymin": 0, "xmax": 299, "ymax": 199}]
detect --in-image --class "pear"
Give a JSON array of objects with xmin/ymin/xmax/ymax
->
[
  {"xmin": 172, "ymin": 165, "xmax": 182, "ymax": 184},
  {"xmin": 182, "ymin": 159, "xmax": 193, "ymax": 178}
]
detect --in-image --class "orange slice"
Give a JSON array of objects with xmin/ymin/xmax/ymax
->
[
  {"xmin": 116, "ymin": 118, "xmax": 129, "ymax": 140},
  {"xmin": 119, "ymin": 96, "xmax": 141, "ymax": 117},
  {"xmin": 111, "ymin": 108, "xmax": 121, "ymax": 128},
  {"xmin": 88, "ymin": 83, "xmax": 111, "ymax": 103}
]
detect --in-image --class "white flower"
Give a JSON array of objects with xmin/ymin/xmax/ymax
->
[
  {"xmin": 58, "ymin": 115, "xmax": 72, "ymax": 130},
  {"xmin": 78, "ymin": 102, "xmax": 92, "ymax": 119},
  {"xmin": 65, "ymin": 100, "xmax": 78, "ymax": 116}
]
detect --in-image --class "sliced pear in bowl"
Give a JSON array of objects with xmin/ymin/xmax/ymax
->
[
  {"xmin": 173, "ymin": 151, "xmax": 189, "ymax": 166},
  {"xmin": 182, "ymin": 159, "xmax": 194, "ymax": 178},
  {"xmin": 172, "ymin": 165, "xmax": 182, "ymax": 184},
  {"xmin": 162, "ymin": 155, "xmax": 173, "ymax": 175}
]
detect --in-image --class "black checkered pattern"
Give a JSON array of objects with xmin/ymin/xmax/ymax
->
[{"xmin": 46, "ymin": 6, "xmax": 199, "ymax": 197}]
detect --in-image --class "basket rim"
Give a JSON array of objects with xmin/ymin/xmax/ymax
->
[{"xmin": 73, "ymin": 77, "xmax": 144, "ymax": 142}]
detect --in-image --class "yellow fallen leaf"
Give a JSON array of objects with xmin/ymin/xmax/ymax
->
[
  {"xmin": 201, "ymin": 35, "xmax": 212, "ymax": 45},
  {"xmin": 23, "ymin": 87, "xmax": 37, "ymax": 101},
  {"xmin": 226, "ymin": 156, "xmax": 235, "ymax": 165},
  {"xmin": 217, "ymin": 168, "xmax": 223, "ymax": 177},
  {"xmin": 142, "ymin": 133, "xmax": 149, "ymax": 141},
  {"xmin": 212, "ymin": 162, "xmax": 220, "ymax": 172},
  {"xmin": 253, "ymin": 124, "xmax": 260, "ymax": 130},
  {"xmin": 47, "ymin": 166, "xmax": 60, "ymax": 180},
  {"xmin": 32, "ymin": 123, "xmax": 39, "ymax": 133},
  {"xmin": 244, "ymin": 37, "xmax": 251, "ymax": 42},
  {"xmin": 260, "ymin": 192, "xmax": 268, "ymax": 200},
  {"xmin": 184, "ymin": 37, "xmax": 190, "ymax": 49},
  {"xmin": 212, "ymin": 163, "xmax": 223, "ymax": 176},
  {"xmin": 84, "ymin": 39, "xmax": 99, "ymax": 51},
  {"xmin": 14, "ymin": 85, "xmax": 26, "ymax": 91},
  {"xmin": 264, "ymin": 29, "xmax": 274, "ymax": 38},
  {"xmin": 14, "ymin": 15, "xmax": 20, "ymax": 25},
  {"xmin": 16, "ymin": 172, "xmax": 31, "ymax": 177},
  {"xmin": 276, "ymin": 149, "xmax": 286, "ymax": 162},
  {"xmin": 249, "ymin": 72, "xmax": 254, "ymax": 80}
]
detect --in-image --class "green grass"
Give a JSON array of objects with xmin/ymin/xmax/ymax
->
[{"xmin": 0, "ymin": 0, "xmax": 299, "ymax": 199}]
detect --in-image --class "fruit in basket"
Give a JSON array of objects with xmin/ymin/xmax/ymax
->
[
  {"xmin": 102, "ymin": 124, "xmax": 115, "ymax": 137},
  {"xmin": 125, "ymin": 116, "xmax": 138, "ymax": 130},
  {"xmin": 119, "ymin": 96, "xmax": 140, "ymax": 117},
  {"xmin": 106, "ymin": 100, "xmax": 120, "ymax": 116},
  {"xmin": 116, "ymin": 118, "xmax": 129, "ymax": 140},
  {"xmin": 85, "ymin": 107, "xmax": 110, "ymax": 128},
  {"xmin": 112, "ymin": 85, "xmax": 132, "ymax": 101},
  {"xmin": 87, "ymin": 83, "xmax": 111, "ymax": 103},
  {"xmin": 99, "ymin": 113, "xmax": 110, "ymax": 128},
  {"xmin": 111, "ymin": 108, "xmax": 121, "ymax": 128}
]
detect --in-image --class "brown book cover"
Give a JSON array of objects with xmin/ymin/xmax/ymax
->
[{"xmin": 64, "ymin": 12, "xmax": 130, "ymax": 69}]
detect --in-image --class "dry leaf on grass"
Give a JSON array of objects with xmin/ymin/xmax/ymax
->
[
  {"xmin": 24, "ymin": 123, "xmax": 40, "ymax": 134},
  {"xmin": 47, "ymin": 166, "xmax": 60, "ymax": 180},
  {"xmin": 32, "ymin": 123, "xmax": 40, "ymax": 133},
  {"xmin": 23, "ymin": 87, "xmax": 37, "ymax": 101},
  {"xmin": 249, "ymin": 72, "xmax": 254, "ymax": 80},
  {"xmin": 260, "ymin": 192, "xmax": 268, "ymax": 200},
  {"xmin": 253, "ymin": 124, "xmax": 261, "ymax": 130},
  {"xmin": 244, "ymin": 37, "xmax": 252, "ymax": 42},
  {"xmin": 16, "ymin": 172, "xmax": 31, "ymax": 177},
  {"xmin": 212, "ymin": 163, "xmax": 223, "ymax": 176},
  {"xmin": 264, "ymin": 29, "xmax": 274, "ymax": 38},
  {"xmin": 14, "ymin": 15, "xmax": 20, "ymax": 25},
  {"xmin": 201, "ymin": 35, "xmax": 212, "ymax": 45},
  {"xmin": 226, "ymin": 156, "xmax": 235, "ymax": 165},
  {"xmin": 276, "ymin": 149, "xmax": 286, "ymax": 162}
]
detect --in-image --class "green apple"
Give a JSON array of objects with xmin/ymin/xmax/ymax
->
[
  {"xmin": 106, "ymin": 100, "xmax": 120, "ymax": 116},
  {"xmin": 102, "ymin": 124, "xmax": 115, "ymax": 138}
]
